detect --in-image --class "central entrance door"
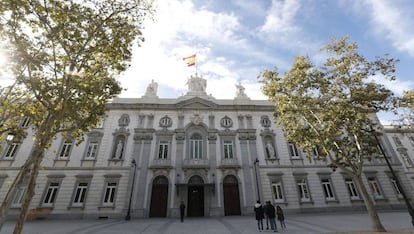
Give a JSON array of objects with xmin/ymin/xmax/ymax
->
[
  {"xmin": 149, "ymin": 176, "xmax": 169, "ymax": 217},
  {"xmin": 187, "ymin": 175, "xmax": 204, "ymax": 217},
  {"xmin": 223, "ymin": 175, "xmax": 241, "ymax": 216}
]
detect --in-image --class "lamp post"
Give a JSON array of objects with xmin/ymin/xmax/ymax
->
[
  {"xmin": 6, "ymin": 134, "xmax": 14, "ymax": 142},
  {"xmin": 368, "ymin": 125, "xmax": 414, "ymax": 226},
  {"xmin": 253, "ymin": 158, "xmax": 260, "ymax": 201},
  {"xmin": 125, "ymin": 159, "xmax": 137, "ymax": 221}
]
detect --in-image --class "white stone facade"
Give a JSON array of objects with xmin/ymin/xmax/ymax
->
[{"xmin": 0, "ymin": 77, "xmax": 412, "ymax": 219}]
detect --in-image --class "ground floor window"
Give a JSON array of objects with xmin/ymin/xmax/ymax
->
[
  {"xmin": 102, "ymin": 182, "xmax": 117, "ymax": 207},
  {"xmin": 42, "ymin": 182, "xmax": 60, "ymax": 206},
  {"xmin": 271, "ymin": 182, "xmax": 284, "ymax": 203},
  {"xmin": 345, "ymin": 178, "xmax": 360, "ymax": 200},
  {"xmin": 321, "ymin": 178, "xmax": 336, "ymax": 201}
]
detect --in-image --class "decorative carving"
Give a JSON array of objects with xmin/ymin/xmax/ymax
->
[
  {"xmin": 208, "ymin": 133, "xmax": 217, "ymax": 141},
  {"xmin": 191, "ymin": 114, "xmax": 203, "ymax": 125},
  {"xmin": 118, "ymin": 114, "xmax": 130, "ymax": 127},
  {"xmin": 220, "ymin": 116, "xmax": 233, "ymax": 128},
  {"xmin": 176, "ymin": 132, "xmax": 185, "ymax": 141},
  {"xmin": 187, "ymin": 75, "xmax": 206, "ymax": 93},
  {"xmin": 238, "ymin": 132, "xmax": 248, "ymax": 140},
  {"xmin": 260, "ymin": 115, "xmax": 271, "ymax": 128},
  {"xmin": 159, "ymin": 115, "xmax": 173, "ymax": 128}
]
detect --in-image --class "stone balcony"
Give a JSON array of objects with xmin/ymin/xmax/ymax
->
[
  {"xmin": 182, "ymin": 159, "xmax": 209, "ymax": 169},
  {"xmin": 149, "ymin": 159, "xmax": 173, "ymax": 169},
  {"xmin": 219, "ymin": 158, "xmax": 241, "ymax": 169}
]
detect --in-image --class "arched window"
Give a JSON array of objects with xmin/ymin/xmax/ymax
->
[{"xmin": 190, "ymin": 133, "xmax": 203, "ymax": 159}]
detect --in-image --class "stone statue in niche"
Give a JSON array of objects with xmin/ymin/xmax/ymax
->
[
  {"xmin": 114, "ymin": 140, "xmax": 124, "ymax": 159},
  {"xmin": 265, "ymin": 142, "xmax": 276, "ymax": 158}
]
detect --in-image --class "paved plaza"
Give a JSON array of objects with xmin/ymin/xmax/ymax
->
[{"xmin": 1, "ymin": 211, "xmax": 413, "ymax": 234}]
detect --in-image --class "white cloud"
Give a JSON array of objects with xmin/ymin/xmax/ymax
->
[
  {"xmin": 260, "ymin": 0, "xmax": 301, "ymax": 34},
  {"xmin": 371, "ymin": 74, "xmax": 414, "ymax": 96},
  {"xmin": 362, "ymin": 0, "xmax": 414, "ymax": 57},
  {"xmin": 119, "ymin": 0, "xmax": 247, "ymax": 99}
]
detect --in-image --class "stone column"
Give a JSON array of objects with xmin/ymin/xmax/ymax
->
[{"xmin": 133, "ymin": 129, "xmax": 154, "ymax": 217}]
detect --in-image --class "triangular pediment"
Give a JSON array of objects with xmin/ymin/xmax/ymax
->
[{"xmin": 175, "ymin": 97, "xmax": 218, "ymax": 109}]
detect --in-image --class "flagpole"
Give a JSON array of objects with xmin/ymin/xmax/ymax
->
[{"xmin": 195, "ymin": 54, "xmax": 198, "ymax": 77}]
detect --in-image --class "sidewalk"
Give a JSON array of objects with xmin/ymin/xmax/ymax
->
[{"xmin": 1, "ymin": 211, "xmax": 413, "ymax": 234}]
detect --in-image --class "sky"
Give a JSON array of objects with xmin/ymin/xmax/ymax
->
[
  {"xmin": 0, "ymin": 0, "xmax": 413, "ymax": 124},
  {"xmin": 117, "ymin": 0, "xmax": 414, "ymax": 124}
]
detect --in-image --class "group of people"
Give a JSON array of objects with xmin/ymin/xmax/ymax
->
[{"xmin": 254, "ymin": 200, "xmax": 286, "ymax": 232}]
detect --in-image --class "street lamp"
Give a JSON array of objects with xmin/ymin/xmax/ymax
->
[
  {"xmin": 253, "ymin": 158, "xmax": 260, "ymax": 200},
  {"xmin": 6, "ymin": 133, "xmax": 14, "ymax": 142},
  {"xmin": 367, "ymin": 125, "xmax": 414, "ymax": 226},
  {"xmin": 125, "ymin": 159, "xmax": 137, "ymax": 221}
]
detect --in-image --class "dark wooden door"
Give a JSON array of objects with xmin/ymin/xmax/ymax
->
[
  {"xmin": 223, "ymin": 176, "xmax": 241, "ymax": 216},
  {"xmin": 149, "ymin": 183, "xmax": 168, "ymax": 217},
  {"xmin": 187, "ymin": 186, "xmax": 204, "ymax": 217}
]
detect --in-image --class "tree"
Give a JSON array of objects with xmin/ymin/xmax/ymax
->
[
  {"xmin": 400, "ymin": 90, "xmax": 414, "ymax": 124},
  {"xmin": 259, "ymin": 37, "xmax": 397, "ymax": 232},
  {"xmin": 0, "ymin": 0, "xmax": 153, "ymax": 233}
]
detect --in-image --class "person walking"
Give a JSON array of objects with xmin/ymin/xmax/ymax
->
[
  {"xmin": 180, "ymin": 201, "xmax": 186, "ymax": 222},
  {"xmin": 276, "ymin": 205, "xmax": 286, "ymax": 229},
  {"xmin": 267, "ymin": 202, "xmax": 277, "ymax": 232},
  {"xmin": 254, "ymin": 200, "xmax": 265, "ymax": 232}
]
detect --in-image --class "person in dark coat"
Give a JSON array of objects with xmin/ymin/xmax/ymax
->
[
  {"xmin": 276, "ymin": 205, "xmax": 286, "ymax": 229},
  {"xmin": 254, "ymin": 200, "xmax": 265, "ymax": 232},
  {"xmin": 267, "ymin": 202, "xmax": 277, "ymax": 232},
  {"xmin": 263, "ymin": 201, "xmax": 270, "ymax": 230},
  {"xmin": 179, "ymin": 201, "xmax": 186, "ymax": 222}
]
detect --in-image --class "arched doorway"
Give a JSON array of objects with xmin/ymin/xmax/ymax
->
[
  {"xmin": 149, "ymin": 176, "xmax": 169, "ymax": 217},
  {"xmin": 187, "ymin": 175, "xmax": 204, "ymax": 217},
  {"xmin": 223, "ymin": 175, "xmax": 241, "ymax": 216}
]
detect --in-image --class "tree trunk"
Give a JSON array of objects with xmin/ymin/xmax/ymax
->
[
  {"xmin": 0, "ymin": 157, "xmax": 34, "ymax": 231},
  {"xmin": 354, "ymin": 175, "xmax": 386, "ymax": 232},
  {"xmin": 13, "ymin": 140, "xmax": 46, "ymax": 234}
]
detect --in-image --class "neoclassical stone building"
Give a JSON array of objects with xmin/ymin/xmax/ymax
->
[{"xmin": 0, "ymin": 75, "xmax": 412, "ymax": 219}]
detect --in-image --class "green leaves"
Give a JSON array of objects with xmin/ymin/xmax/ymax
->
[
  {"xmin": 0, "ymin": 0, "xmax": 152, "ymax": 140},
  {"xmin": 259, "ymin": 36, "xmax": 397, "ymax": 173}
]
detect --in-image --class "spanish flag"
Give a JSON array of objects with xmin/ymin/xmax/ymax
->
[{"xmin": 183, "ymin": 54, "xmax": 196, "ymax": 67}]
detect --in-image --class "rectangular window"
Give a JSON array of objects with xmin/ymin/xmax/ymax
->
[
  {"xmin": 223, "ymin": 141, "xmax": 233, "ymax": 159},
  {"xmin": 103, "ymin": 182, "xmax": 117, "ymax": 206},
  {"xmin": 399, "ymin": 151, "xmax": 413, "ymax": 167},
  {"xmin": 288, "ymin": 142, "xmax": 299, "ymax": 158},
  {"xmin": 3, "ymin": 143, "xmax": 19, "ymax": 159},
  {"xmin": 59, "ymin": 141, "xmax": 73, "ymax": 158},
  {"xmin": 85, "ymin": 142, "xmax": 99, "ymax": 159},
  {"xmin": 297, "ymin": 178, "xmax": 311, "ymax": 202},
  {"xmin": 72, "ymin": 182, "xmax": 88, "ymax": 206},
  {"xmin": 345, "ymin": 178, "xmax": 360, "ymax": 200},
  {"xmin": 43, "ymin": 182, "xmax": 60, "ymax": 205},
  {"xmin": 158, "ymin": 141, "xmax": 169, "ymax": 159},
  {"xmin": 390, "ymin": 178, "xmax": 402, "ymax": 196},
  {"xmin": 20, "ymin": 117, "xmax": 30, "ymax": 128},
  {"xmin": 409, "ymin": 136, "xmax": 414, "ymax": 146},
  {"xmin": 392, "ymin": 136, "xmax": 402, "ymax": 146},
  {"xmin": 190, "ymin": 139, "xmax": 202, "ymax": 159},
  {"xmin": 271, "ymin": 182, "xmax": 284, "ymax": 202},
  {"xmin": 12, "ymin": 186, "xmax": 26, "ymax": 206},
  {"xmin": 368, "ymin": 178, "xmax": 383, "ymax": 199},
  {"xmin": 321, "ymin": 179, "xmax": 335, "ymax": 200}
]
